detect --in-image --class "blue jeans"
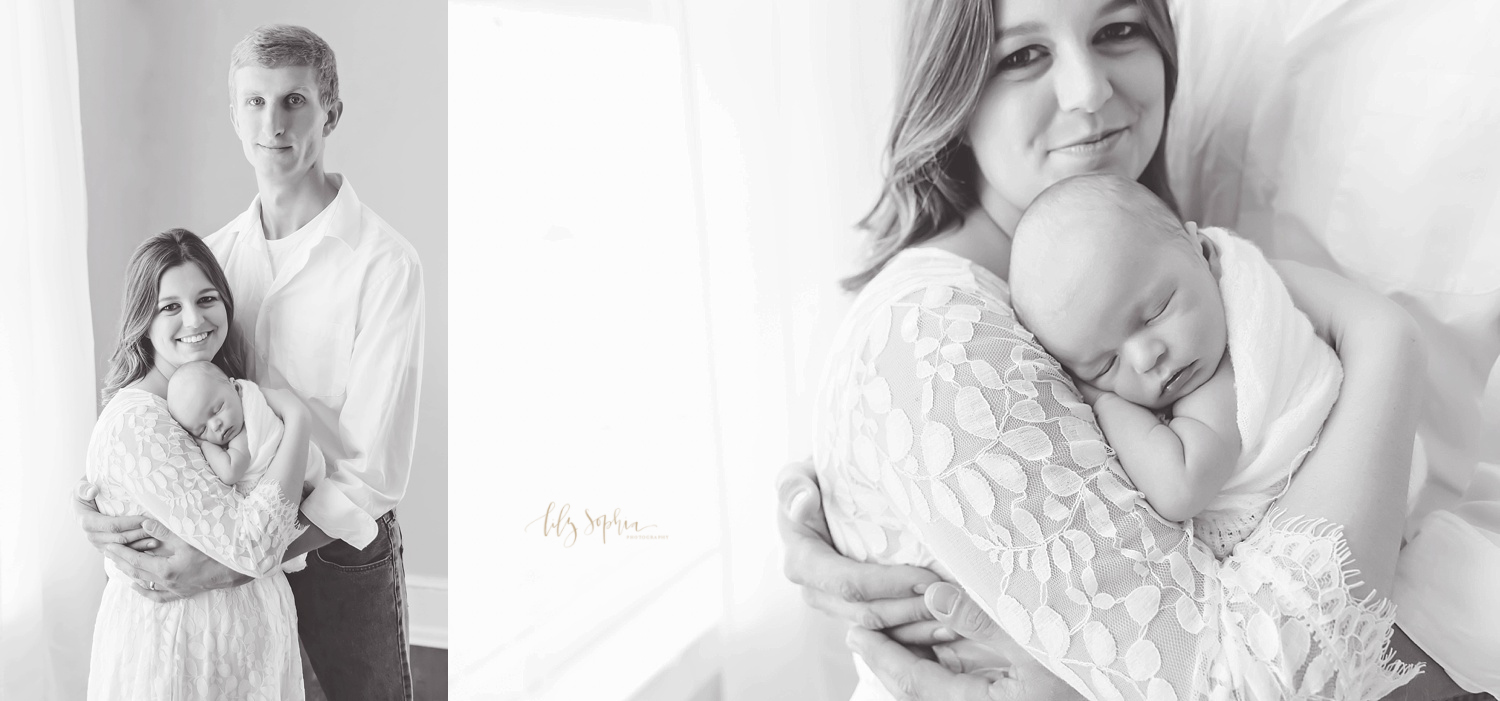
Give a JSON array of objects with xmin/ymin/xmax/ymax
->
[{"xmin": 288, "ymin": 510, "xmax": 412, "ymax": 700}]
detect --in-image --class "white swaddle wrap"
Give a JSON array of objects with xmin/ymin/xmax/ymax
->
[
  {"xmin": 237, "ymin": 380, "xmax": 284, "ymax": 489},
  {"xmin": 1192, "ymin": 227, "xmax": 1343, "ymax": 557},
  {"xmin": 236, "ymin": 379, "xmax": 323, "ymax": 572}
]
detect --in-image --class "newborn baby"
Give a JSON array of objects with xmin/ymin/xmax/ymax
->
[
  {"xmin": 1009, "ymin": 174, "xmax": 1342, "ymax": 557},
  {"xmin": 166, "ymin": 360, "xmax": 315, "ymax": 571}
]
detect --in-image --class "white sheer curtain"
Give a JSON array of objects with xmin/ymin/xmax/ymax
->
[
  {"xmin": 0, "ymin": 0, "xmax": 101, "ymax": 698},
  {"xmin": 471, "ymin": 1, "xmax": 901, "ymax": 698},
  {"xmin": 673, "ymin": 1, "xmax": 902, "ymax": 698}
]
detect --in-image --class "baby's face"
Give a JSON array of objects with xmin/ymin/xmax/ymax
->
[
  {"xmin": 1027, "ymin": 228, "xmax": 1227, "ymax": 410},
  {"xmin": 172, "ymin": 377, "xmax": 244, "ymax": 446}
]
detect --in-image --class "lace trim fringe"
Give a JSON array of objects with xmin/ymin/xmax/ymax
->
[
  {"xmin": 240, "ymin": 480, "xmax": 308, "ymax": 575},
  {"xmin": 1251, "ymin": 507, "xmax": 1423, "ymax": 700}
]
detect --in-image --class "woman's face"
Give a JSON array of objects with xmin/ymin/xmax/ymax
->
[
  {"xmin": 968, "ymin": 0, "xmax": 1166, "ymax": 226},
  {"xmin": 147, "ymin": 263, "xmax": 229, "ymax": 377}
]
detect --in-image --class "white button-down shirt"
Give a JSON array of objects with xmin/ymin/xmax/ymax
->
[{"xmin": 207, "ymin": 175, "xmax": 424, "ymax": 549}]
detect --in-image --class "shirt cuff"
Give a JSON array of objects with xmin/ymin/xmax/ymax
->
[
  {"xmin": 305, "ymin": 440, "xmax": 327, "ymax": 488},
  {"xmin": 301, "ymin": 480, "xmax": 378, "ymax": 549}
]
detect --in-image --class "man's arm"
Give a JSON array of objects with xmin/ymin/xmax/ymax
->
[
  {"xmin": 1087, "ymin": 359, "xmax": 1239, "ymax": 522},
  {"xmin": 300, "ymin": 257, "xmax": 424, "ymax": 549}
]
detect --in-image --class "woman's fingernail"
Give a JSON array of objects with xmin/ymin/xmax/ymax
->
[
  {"xmin": 934, "ymin": 627, "xmax": 956, "ymax": 642},
  {"xmin": 913, "ymin": 582, "xmax": 929, "ymax": 595},
  {"xmin": 930, "ymin": 585, "xmax": 958, "ymax": 616},
  {"xmin": 142, "ymin": 519, "xmax": 158, "ymax": 533},
  {"xmin": 787, "ymin": 490, "xmax": 809, "ymax": 515}
]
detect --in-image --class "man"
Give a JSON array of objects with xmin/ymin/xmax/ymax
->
[{"xmin": 77, "ymin": 24, "xmax": 424, "ymax": 700}]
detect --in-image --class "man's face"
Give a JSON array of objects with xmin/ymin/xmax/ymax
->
[{"xmin": 230, "ymin": 64, "xmax": 338, "ymax": 181}]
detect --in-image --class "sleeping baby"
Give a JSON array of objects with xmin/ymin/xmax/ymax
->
[
  {"xmin": 1009, "ymin": 173, "xmax": 1342, "ymax": 557},
  {"xmin": 166, "ymin": 360, "xmax": 320, "ymax": 571}
]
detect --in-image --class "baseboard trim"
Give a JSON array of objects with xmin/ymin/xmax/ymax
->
[{"xmin": 407, "ymin": 574, "xmax": 447, "ymax": 649}]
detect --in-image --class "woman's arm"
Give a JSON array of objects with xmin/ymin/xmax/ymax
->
[
  {"xmin": 1271, "ymin": 260, "xmax": 1423, "ymax": 599},
  {"xmin": 97, "ymin": 396, "xmax": 304, "ymax": 580},
  {"xmin": 258, "ymin": 386, "xmax": 314, "ymax": 513},
  {"xmin": 283, "ymin": 523, "xmax": 337, "ymax": 561},
  {"xmin": 842, "ymin": 282, "xmax": 1416, "ymax": 701}
]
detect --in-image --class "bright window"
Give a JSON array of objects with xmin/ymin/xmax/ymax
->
[{"xmin": 452, "ymin": 2, "xmax": 725, "ymax": 699}]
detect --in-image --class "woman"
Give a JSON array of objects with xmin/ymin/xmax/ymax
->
[
  {"xmin": 84, "ymin": 230, "xmax": 313, "ymax": 699},
  {"xmin": 790, "ymin": 0, "xmax": 1446, "ymax": 699}
]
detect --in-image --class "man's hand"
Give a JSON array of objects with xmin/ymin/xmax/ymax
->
[
  {"xmin": 847, "ymin": 582, "xmax": 1085, "ymax": 701},
  {"xmin": 777, "ymin": 460, "xmax": 948, "ymax": 645},
  {"xmin": 100, "ymin": 518, "xmax": 252, "ymax": 603},
  {"xmin": 74, "ymin": 479, "xmax": 158, "ymax": 552}
]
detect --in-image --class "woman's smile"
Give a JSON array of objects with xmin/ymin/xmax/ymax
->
[
  {"xmin": 177, "ymin": 329, "xmax": 214, "ymax": 346},
  {"xmin": 1051, "ymin": 126, "xmax": 1128, "ymax": 158}
]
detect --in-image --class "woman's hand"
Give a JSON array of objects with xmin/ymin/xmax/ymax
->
[
  {"xmin": 78, "ymin": 478, "xmax": 252, "ymax": 601},
  {"xmin": 847, "ymin": 583, "xmax": 1085, "ymax": 701},
  {"xmin": 100, "ymin": 518, "xmax": 253, "ymax": 603},
  {"xmin": 74, "ymin": 479, "xmax": 158, "ymax": 552},
  {"xmin": 777, "ymin": 459, "xmax": 949, "ymax": 644}
]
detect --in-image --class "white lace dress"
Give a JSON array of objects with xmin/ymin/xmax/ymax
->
[
  {"xmin": 814, "ymin": 248, "xmax": 1419, "ymax": 701},
  {"xmin": 85, "ymin": 388, "xmax": 306, "ymax": 700}
]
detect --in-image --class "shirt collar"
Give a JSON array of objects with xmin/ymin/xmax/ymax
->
[{"xmin": 242, "ymin": 174, "xmax": 363, "ymax": 250}]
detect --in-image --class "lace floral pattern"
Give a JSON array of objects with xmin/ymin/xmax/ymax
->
[
  {"xmin": 814, "ymin": 249, "xmax": 1418, "ymax": 701},
  {"xmin": 86, "ymin": 388, "xmax": 305, "ymax": 700}
]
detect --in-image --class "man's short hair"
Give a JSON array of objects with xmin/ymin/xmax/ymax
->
[{"xmin": 228, "ymin": 24, "xmax": 339, "ymax": 108}]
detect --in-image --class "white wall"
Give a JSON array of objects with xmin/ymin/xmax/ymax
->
[{"xmin": 75, "ymin": 0, "xmax": 447, "ymax": 643}]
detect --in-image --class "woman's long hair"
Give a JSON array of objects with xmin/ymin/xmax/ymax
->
[
  {"xmin": 101, "ymin": 229, "xmax": 249, "ymax": 405},
  {"xmin": 843, "ymin": 0, "xmax": 1180, "ymax": 292}
]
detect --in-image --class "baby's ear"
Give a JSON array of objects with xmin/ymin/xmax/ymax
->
[{"xmin": 1190, "ymin": 222, "xmax": 1223, "ymax": 276}]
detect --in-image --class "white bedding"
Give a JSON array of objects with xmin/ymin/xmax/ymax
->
[{"xmin": 1166, "ymin": 1, "xmax": 1500, "ymax": 692}]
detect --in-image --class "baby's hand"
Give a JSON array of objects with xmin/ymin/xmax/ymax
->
[
  {"xmin": 200, "ymin": 440, "xmax": 227, "ymax": 459},
  {"xmin": 1074, "ymin": 381, "xmax": 1107, "ymax": 406},
  {"xmin": 199, "ymin": 440, "xmax": 234, "ymax": 483}
]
